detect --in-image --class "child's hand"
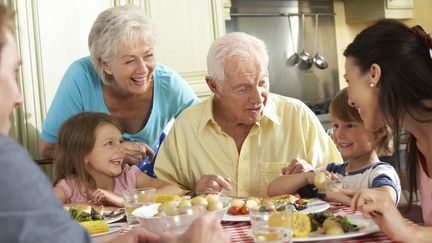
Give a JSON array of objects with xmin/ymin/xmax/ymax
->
[{"xmin": 91, "ymin": 189, "xmax": 124, "ymax": 207}]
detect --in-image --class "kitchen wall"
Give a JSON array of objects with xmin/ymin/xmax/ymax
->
[{"xmin": 334, "ymin": 0, "xmax": 432, "ymax": 89}]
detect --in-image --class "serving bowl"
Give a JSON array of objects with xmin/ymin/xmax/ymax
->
[{"xmin": 132, "ymin": 201, "xmax": 228, "ymax": 235}]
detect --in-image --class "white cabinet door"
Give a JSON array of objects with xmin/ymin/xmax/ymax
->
[
  {"xmin": 149, "ymin": 0, "xmax": 225, "ymax": 99},
  {"xmin": 10, "ymin": 0, "xmax": 113, "ymax": 157}
]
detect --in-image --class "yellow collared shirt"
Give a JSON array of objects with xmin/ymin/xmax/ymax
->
[{"xmin": 154, "ymin": 93, "xmax": 342, "ymax": 197}]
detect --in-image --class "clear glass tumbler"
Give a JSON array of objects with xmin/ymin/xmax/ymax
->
[{"xmin": 123, "ymin": 187, "xmax": 156, "ymax": 226}]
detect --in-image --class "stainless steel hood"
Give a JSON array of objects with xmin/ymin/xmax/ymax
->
[{"xmin": 226, "ymin": 0, "xmax": 339, "ymax": 115}]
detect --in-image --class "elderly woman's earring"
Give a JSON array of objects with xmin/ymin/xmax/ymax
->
[{"xmin": 370, "ymin": 83, "xmax": 375, "ymax": 87}]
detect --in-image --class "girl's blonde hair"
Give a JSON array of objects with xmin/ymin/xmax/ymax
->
[
  {"xmin": 329, "ymin": 88, "xmax": 394, "ymax": 156},
  {"xmin": 53, "ymin": 112, "xmax": 123, "ymax": 193}
]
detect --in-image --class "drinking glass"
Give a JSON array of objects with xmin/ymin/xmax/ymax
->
[
  {"xmin": 249, "ymin": 207, "xmax": 293, "ymax": 243},
  {"xmin": 123, "ymin": 187, "xmax": 156, "ymax": 226}
]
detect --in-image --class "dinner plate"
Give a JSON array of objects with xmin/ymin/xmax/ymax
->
[
  {"xmin": 91, "ymin": 222, "xmax": 126, "ymax": 237},
  {"xmin": 293, "ymin": 214, "xmax": 379, "ymax": 242},
  {"xmin": 104, "ymin": 209, "xmax": 125, "ymax": 224},
  {"xmin": 222, "ymin": 199, "xmax": 330, "ymax": 222}
]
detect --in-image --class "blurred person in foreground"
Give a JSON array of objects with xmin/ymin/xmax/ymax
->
[
  {"xmin": 155, "ymin": 32, "xmax": 342, "ymax": 197},
  {"xmin": 341, "ymin": 20, "xmax": 432, "ymax": 241},
  {"xmin": 40, "ymin": 5, "xmax": 199, "ymax": 175},
  {"xmin": 0, "ymin": 5, "xmax": 228, "ymax": 243}
]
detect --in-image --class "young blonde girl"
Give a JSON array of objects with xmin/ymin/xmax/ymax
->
[
  {"xmin": 53, "ymin": 112, "xmax": 183, "ymax": 207},
  {"xmin": 268, "ymin": 88, "xmax": 401, "ymax": 206}
]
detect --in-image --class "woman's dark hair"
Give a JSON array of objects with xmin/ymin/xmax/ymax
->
[
  {"xmin": 329, "ymin": 88, "xmax": 393, "ymax": 157},
  {"xmin": 344, "ymin": 20, "xmax": 432, "ymax": 209}
]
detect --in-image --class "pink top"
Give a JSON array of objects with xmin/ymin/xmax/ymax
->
[
  {"xmin": 417, "ymin": 153, "xmax": 432, "ymax": 226},
  {"xmin": 56, "ymin": 164, "xmax": 141, "ymax": 204}
]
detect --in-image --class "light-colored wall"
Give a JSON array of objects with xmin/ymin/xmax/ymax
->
[{"xmin": 334, "ymin": 0, "xmax": 432, "ymax": 89}]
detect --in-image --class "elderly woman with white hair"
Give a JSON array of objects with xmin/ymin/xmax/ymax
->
[
  {"xmin": 154, "ymin": 32, "xmax": 341, "ymax": 197},
  {"xmin": 40, "ymin": 5, "xmax": 199, "ymax": 174}
]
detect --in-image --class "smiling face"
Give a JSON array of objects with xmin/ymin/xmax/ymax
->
[
  {"xmin": 345, "ymin": 56, "xmax": 384, "ymax": 132},
  {"xmin": 84, "ymin": 123, "xmax": 125, "ymax": 177},
  {"xmin": 331, "ymin": 115, "xmax": 377, "ymax": 161},
  {"xmin": 0, "ymin": 31, "xmax": 22, "ymax": 135},
  {"xmin": 212, "ymin": 57, "xmax": 269, "ymax": 126},
  {"xmin": 102, "ymin": 34, "xmax": 155, "ymax": 95}
]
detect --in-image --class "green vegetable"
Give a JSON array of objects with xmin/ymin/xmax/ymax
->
[
  {"xmin": 68, "ymin": 207, "xmax": 104, "ymax": 222},
  {"xmin": 308, "ymin": 212, "xmax": 359, "ymax": 233}
]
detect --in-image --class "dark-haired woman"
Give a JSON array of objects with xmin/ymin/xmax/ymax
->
[{"xmin": 341, "ymin": 19, "xmax": 432, "ymax": 241}]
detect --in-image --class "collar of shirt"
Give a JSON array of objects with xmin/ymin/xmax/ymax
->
[{"xmin": 197, "ymin": 94, "xmax": 281, "ymax": 134}]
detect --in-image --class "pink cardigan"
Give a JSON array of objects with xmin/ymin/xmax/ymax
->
[{"xmin": 56, "ymin": 164, "xmax": 141, "ymax": 204}]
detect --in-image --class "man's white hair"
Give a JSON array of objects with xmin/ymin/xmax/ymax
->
[{"xmin": 206, "ymin": 32, "xmax": 269, "ymax": 87}]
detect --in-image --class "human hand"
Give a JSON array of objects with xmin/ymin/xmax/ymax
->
[
  {"xmin": 342, "ymin": 188, "xmax": 409, "ymax": 241},
  {"xmin": 281, "ymin": 158, "xmax": 313, "ymax": 175},
  {"xmin": 91, "ymin": 189, "xmax": 123, "ymax": 207},
  {"xmin": 195, "ymin": 174, "xmax": 232, "ymax": 195},
  {"xmin": 106, "ymin": 227, "xmax": 159, "ymax": 243},
  {"xmin": 122, "ymin": 141, "xmax": 155, "ymax": 165},
  {"xmin": 159, "ymin": 213, "xmax": 230, "ymax": 243}
]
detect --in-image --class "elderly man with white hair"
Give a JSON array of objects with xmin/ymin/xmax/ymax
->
[{"xmin": 155, "ymin": 32, "xmax": 342, "ymax": 197}]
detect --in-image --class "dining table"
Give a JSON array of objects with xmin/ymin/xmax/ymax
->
[{"xmin": 94, "ymin": 202, "xmax": 395, "ymax": 243}]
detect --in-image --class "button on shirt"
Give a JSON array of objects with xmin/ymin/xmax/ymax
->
[{"xmin": 154, "ymin": 93, "xmax": 342, "ymax": 197}]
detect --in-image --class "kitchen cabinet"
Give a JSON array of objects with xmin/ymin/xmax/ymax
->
[
  {"xmin": 344, "ymin": 0, "xmax": 413, "ymax": 23},
  {"xmin": 6, "ymin": 0, "xmax": 225, "ymax": 159}
]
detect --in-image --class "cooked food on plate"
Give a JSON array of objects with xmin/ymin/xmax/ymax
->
[
  {"xmin": 227, "ymin": 194, "xmax": 308, "ymax": 216},
  {"xmin": 65, "ymin": 205, "xmax": 109, "ymax": 234}
]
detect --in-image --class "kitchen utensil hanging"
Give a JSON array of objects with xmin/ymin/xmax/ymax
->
[
  {"xmin": 286, "ymin": 15, "xmax": 299, "ymax": 66},
  {"xmin": 297, "ymin": 14, "xmax": 314, "ymax": 70},
  {"xmin": 313, "ymin": 14, "xmax": 328, "ymax": 69}
]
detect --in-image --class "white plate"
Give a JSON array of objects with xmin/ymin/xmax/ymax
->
[
  {"xmin": 293, "ymin": 214, "xmax": 379, "ymax": 242},
  {"xmin": 104, "ymin": 209, "xmax": 125, "ymax": 224},
  {"xmin": 104, "ymin": 213, "xmax": 125, "ymax": 224},
  {"xmin": 91, "ymin": 222, "xmax": 126, "ymax": 237},
  {"xmin": 222, "ymin": 199, "xmax": 330, "ymax": 222}
]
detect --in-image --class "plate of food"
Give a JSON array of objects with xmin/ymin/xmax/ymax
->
[
  {"xmin": 293, "ymin": 213, "xmax": 379, "ymax": 242},
  {"xmin": 248, "ymin": 211, "xmax": 379, "ymax": 242},
  {"xmin": 65, "ymin": 205, "xmax": 126, "ymax": 236},
  {"xmin": 222, "ymin": 195, "xmax": 330, "ymax": 222}
]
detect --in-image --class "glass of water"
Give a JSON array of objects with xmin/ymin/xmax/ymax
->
[
  {"xmin": 123, "ymin": 187, "xmax": 156, "ymax": 226},
  {"xmin": 249, "ymin": 207, "xmax": 293, "ymax": 243}
]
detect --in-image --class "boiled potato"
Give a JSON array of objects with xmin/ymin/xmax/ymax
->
[
  {"xmin": 205, "ymin": 194, "xmax": 219, "ymax": 203},
  {"xmin": 191, "ymin": 196, "xmax": 208, "ymax": 206},
  {"xmin": 245, "ymin": 199, "xmax": 259, "ymax": 209},
  {"xmin": 322, "ymin": 218, "xmax": 338, "ymax": 231},
  {"xmin": 207, "ymin": 200, "xmax": 223, "ymax": 211},
  {"xmin": 326, "ymin": 225, "xmax": 344, "ymax": 235},
  {"xmin": 178, "ymin": 199, "xmax": 192, "ymax": 211},
  {"xmin": 230, "ymin": 198, "xmax": 245, "ymax": 208},
  {"xmin": 158, "ymin": 201, "xmax": 177, "ymax": 215},
  {"xmin": 314, "ymin": 171, "xmax": 329, "ymax": 190}
]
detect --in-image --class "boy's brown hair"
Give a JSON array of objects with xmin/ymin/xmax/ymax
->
[
  {"xmin": 53, "ymin": 112, "xmax": 123, "ymax": 192},
  {"xmin": 0, "ymin": 6, "xmax": 15, "ymax": 63},
  {"xmin": 329, "ymin": 88, "xmax": 393, "ymax": 156}
]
